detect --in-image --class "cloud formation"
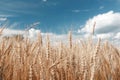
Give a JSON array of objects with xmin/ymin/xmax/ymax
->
[
  {"xmin": 72, "ymin": 10, "xmax": 80, "ymax": 13},
  {"xmin": 0, "ymin": 17, "xmax": 7, "ymax": 21},
  {"xmin": 0, "ymin": 11, "xmax": 120, "ymax": 46},
  {"xmin": 78, "ymin": 11, "xmax": 120, "ymax": 45},
  {"xmin": 72, "ymin": 9, "xmax": 89, "ymax": 13},
  {"xmin": 27, "ymin": 28, "xmax": 40, "ymax": 39},
  {"xmin": 0, "ymin": 14, "xmax": 13, "ymax": 17},
  {"xmin": 42, "ymin": 0, "xmax": 47, "ymax": 2},
  {"xmin": 80, "ymin": 11, "xmax": 120, "ymax": 34},
  {"xmin": 2, "ymin": 29, "xmax": 24, "ymax": 36},
  {"xmin": 99, "ymin": 6, "xmax": 104, "ymax": 10},
  {"xmin": 0, "ymin": 0, "xmax": 42, "ymax": 15}
]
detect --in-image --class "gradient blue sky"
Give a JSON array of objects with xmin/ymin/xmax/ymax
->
[{"xmin": 0, "ymin": 0, "xmax": 120, "ymax": 34}]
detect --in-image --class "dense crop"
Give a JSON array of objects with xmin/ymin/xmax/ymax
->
[{"xmin": 0, "ymin": 31, "xmax": 120, "ymax": 80}]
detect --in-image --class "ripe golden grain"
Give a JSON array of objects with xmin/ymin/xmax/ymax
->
[{"xmin": 0, "ymin": 28, "xmax": 119, "ymax": 80}]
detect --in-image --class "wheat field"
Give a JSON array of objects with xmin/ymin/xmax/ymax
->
[{"xmin": 0, "ymin": 31, "xmax": 120, "ymax": 80}]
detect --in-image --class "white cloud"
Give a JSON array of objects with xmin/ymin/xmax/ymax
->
[
  {"xmin": 78, "ymin": 11, "xmax": 120, "ymax": 45},
  {"xmin": 80, "ymin": 11, "xmax": 120, "ymax": 34},
  {"xmin": 96, "ymin": 33, "xmax": 113, "ymax": 39},
  {"xmin": 27, "ymin": 28, "xmax": 40, "ymax": 39},
  {"xmin": 42, "ymin": 0, "xmax": 47, "ymax": 2},
  {"xmin": 1, "ymin": 28, "xmax": 41, "ymax": 40},
  {"xmin": 0, "ymin": 17, "xmax": 7, "ymax": 21},
  {"xmin": 1, "ymin": 28, "xmax": 42, "ymax": 40},
  {"xmin": 0, "ymin": 14, "xmax": 13, "ymax": 17},
  {"xmin": 1, "ymin": 10, "xmax": 120, "ymax": 46},
  {"xmin": 2, "ymin": 29, "xmax": 25, "ymax": 36},
  {"xmin": 72, "ymin": 10, "xmax": 80, "ymax": 13},
  {"xmin": 72, "ymin": 9, "xmax": 89, "ymax": 13},
  {"xmin": 0, "ymin": 1, "xmax": 41, "ymax": 15},
  {"xmin": 0, "ymin": 27, "xmax": 119, "ymax": 46},
  {"xmin": 99, "ymin": 6, "xmax": 104, "ymax": 10},
  {"xmin": 0, "ymin": 28, "xmax": 82, "ymax": 44},
  {"xmin": 115, "ymin": 32, "xmax": 120, "ymax": 39}
]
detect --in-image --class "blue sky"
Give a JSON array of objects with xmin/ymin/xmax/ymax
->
[{"xmin": 0, "ymin": 0, "xmax": 120, "ymax": 34}]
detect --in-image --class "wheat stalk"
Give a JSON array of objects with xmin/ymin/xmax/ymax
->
[
  {"xmin": 90, "ymin": 38, "xmax": 101, "ymax": 80},
  {"xmin": 68, "ymin": 31, "xmax": 72, "ymax": 49},
  {"xmin": 92, "ymin": 22, "xmax": 96, "ymax": 36}
]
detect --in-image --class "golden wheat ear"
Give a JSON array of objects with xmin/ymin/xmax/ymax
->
[
  {"xmin": 92, "ymin": 21, "xmax": 96, "ymax": 36},
  {"xmin": 68, "ymin": 31, "xmax": 72, "ymax": 49}
]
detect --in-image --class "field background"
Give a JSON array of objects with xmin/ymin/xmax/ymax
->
[{"xmin": 0, "ymin": 31, "xmax": 120, "ymax": 80}]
